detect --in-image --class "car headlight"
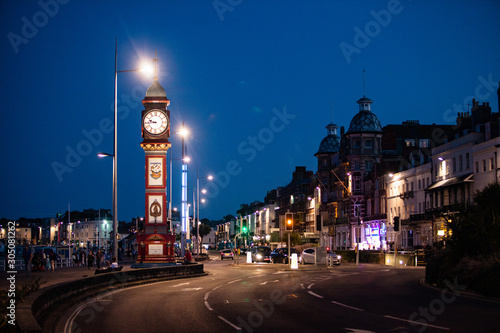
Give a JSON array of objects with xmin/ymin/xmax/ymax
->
[
  {"xmin": 338, "ymin": 255, "xmax": 341, "ymax": 259},
  {"xmin": 256, "ymin": 254, "xmax": 262, "ymax": 259}
]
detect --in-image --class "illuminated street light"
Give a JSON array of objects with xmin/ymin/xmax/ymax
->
[
  {"xmin": 97, "ymin": 39, "xmax": 148, "ymax": 263},
  {"xmin": 195, "ymin": 170, "xmax": 213, "ymax": 254}
]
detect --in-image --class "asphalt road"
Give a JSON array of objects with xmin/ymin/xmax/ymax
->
[{"xmin": 54, "ymin": 259, "xmax": 500, "ymax": 333}]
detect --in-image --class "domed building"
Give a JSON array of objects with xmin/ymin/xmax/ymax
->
[
  {"xmin": 315, "ymin": 122, "xmax": 341, "ymax": 174},
  {"xmin": 345, "ymin": 96, "xmax": 383, "ymax": 181}
]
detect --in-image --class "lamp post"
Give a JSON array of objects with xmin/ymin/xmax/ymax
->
[
  {"xmin": 98, "ymin": 39, "xmax": 147, "ymax": 263},
  {"xmin": 168, "ymin": 149, "xmax": 190, "ymax": 235},
  {"xmin": 178, "ymin": 124, "xmax": 189, "ymax": 258},
  {"xmin": 195, "ymin": 170, "xmax": 213, "ymax": 254}
]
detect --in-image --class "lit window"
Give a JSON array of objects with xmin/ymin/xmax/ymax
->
[
  {"xmin": 405, "ymin": 139, "xmax": 415, "ymax": 147},
  {"xmin": 420, "ymin": 139, "xmax": 429, "ymax": 148}
]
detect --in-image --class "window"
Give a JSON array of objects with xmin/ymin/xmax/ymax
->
[
  {"xmin": 427, "ymin": 177, "xmax": 430, "ymax": 187},
  {"xmin": 465, "ymin": 153, "xmax": 470, "ymax": 169},
  {"xmin": 490, "ymin": 158, "xmax": 495, "ymax": 170},
  {"xmin": 483, "ymin": 160, "xmax": 486, "ymax": 172},
  {"xmin": 354, "ymin": 140, "xmax": 361, "ymax": 148},
  {"xmin": 365, "ymin": 160, "xmax": 373, "ymax": 171},
  {"xmin": 322, "ymin": 158, "xmax": 327, "ymax": 166},
  {"xmin": 418, "ymin": 179, "xmax": 421, "ymax": 189},
  {"xmin": 453, "ymin": 157, "xmax": 456, "ymax": 172},
  {"xmin": 434, "ymin": 164, "xmax": 438, "ymax": 177},
  {"xmin": 420, "ymin": 139, "xmax": 429, "ymax": 148},
  {"xmin": 405, "ymin": 139, "xmax": 415, "ymax": 147},
  {"xmin": 475, "ymin": 161, "xmax": 479, "ymax": 173},
  {"xmin": 411, "ymin": 182, "xmax": 414, "ymax": 191},
  {"xmin": 365, "ymin": 139, "xmax": 373, "ymax": 148},
  {"xmin": 459, "ymin": 155, "xmax": 463, "ymax": 171}
]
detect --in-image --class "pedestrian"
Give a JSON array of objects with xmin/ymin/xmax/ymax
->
[
  {"xmin": 88, "ymin": 250, "xmax": 94, "ymax": 269},
  {"xmin": 184, "ymin": 249, "xmax": 192, "ymax": 264},
  {"xmin": 96, "ymin": 250, "xmax": 103, "ymax": 269},
  {"xmin": 71, "ymin": 252, "xmax": 77, "ymax": 267},
  {"xmin": 23, "ymin": 246, "xmax": 33, "ymax": 277},
  {"xmin": 45, "ymin": 251, "xmax": 51, "ymax": 271},
  {"xmin": 109, "ymin": 257, "xmax": 119, "ymax": 269},
  {"xmin": 49, "ymin": 249, "xmax": 57, "ymax": 272}
]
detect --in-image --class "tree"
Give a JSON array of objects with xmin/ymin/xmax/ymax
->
[
  {"xmin": 447, "ymin": 183, "xmax": 500, "ymax": 259},
  {"xmin": 280, "ymin": 232, "xmax": 302, "ymax": 247},
  {"xmin": 191, "ymin": 224, "xmax": 212, "ymax": 247}
]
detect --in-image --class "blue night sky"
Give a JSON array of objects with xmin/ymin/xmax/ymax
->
[{"xmin": 1, "ymin": 0, "xmax": 499, "ymax": 222}]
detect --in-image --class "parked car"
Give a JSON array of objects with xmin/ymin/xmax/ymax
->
[
  {"xmin": 299, "ymin": 248, "xmax": 341, "ymax": 265},
  {"xmin": 270, "ymin": 247, "xmax": 300, "ymax": 264},
  {"xmin": 251, "ymin": 246, "xmax": 271, "ymax": 263},
  {"xmin": 220, "ymin": 249, "xmax": 234, "ymax": 260}
]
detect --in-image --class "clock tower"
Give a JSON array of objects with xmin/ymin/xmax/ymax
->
[{"xmin": 136, "ymin": 53, "xmax": 175, "ymax": 264}]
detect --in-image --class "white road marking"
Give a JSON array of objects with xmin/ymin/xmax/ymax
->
[
  {"xmin": 331, "ymin": 300, "xmax": 364, "ymax": 311},
  {"xmin": 228, "ymin": 279, "xmax": 242, "ymax": 284},
  {"xmin": 212, "ymin": 285, "xmax": 222, "ymax": 291},
  {"xmin": 172, "ymin": 282, "xmax": 190, "ymax": 287},
  {"xmin": 181, "ymin": 287, "xmax": 202, "ymax": 291},
  {"xmin": 384, "ymin": 315, "xmax": 450, "ymax": 330},
  {"xmin": 218, "ymin": 316, "xmax": 241, "ymax": 331},
  {"xmin": 307, "ymin": 283, "xmax": 314, "ymax": 289},
  {"xmin": 204, "ymin": 292, "xmax": 213, "ymax": 311},
  {"xmin": 259, "ymin": 280, "xmax": 280, "ymax": 285},
  {"xmin": 307, "ymin": 291, "xmax": 324, "ymax": 298}
]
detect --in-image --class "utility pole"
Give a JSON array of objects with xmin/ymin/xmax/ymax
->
[{"xmin": 356, "ymin": 207, "xmax": 360, "ymax": 266}]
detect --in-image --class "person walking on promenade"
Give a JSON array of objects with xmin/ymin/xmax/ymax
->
[
  {"xmin": 96, "ymin": 250, "xmax": 103, "ymax": 269},
  {"xmin": 23, "ymin": 246, "xmax": 33, "ymax": 277},
  {"xmin": 81, "ymin": 250, "xmax": 86, "ymax": 267},
  {"xmin": 88, "ymin": 250, "xmax": 94, "ymax": 269},
  {"xmin": 49, "ymin": 249, "xmax": 57, "ymax": 272}
]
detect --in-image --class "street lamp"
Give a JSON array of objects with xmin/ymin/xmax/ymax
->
[
  {"xmin": 97, "ymin": 39, "xmax": 147, "ymax": 263},
  {"xmin": 178, "ymin": 124, "xmax": 189, "ymax": 258},
  {"xmin": 168, "ymin": 150, "xmax": 190, "ymax": 234},
  {"xmin": 195, "ymin": 171, "xmax": 213, "ymax": 254}
]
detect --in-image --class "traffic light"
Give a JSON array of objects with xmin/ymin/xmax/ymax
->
[
  {"xmin": 242, "ymin": 219, "xmax": 247, "ymax": 233},
  {"xmin": 285, "ymin": 213, "xmax": 293, "ymax": 231},
  {"xmin": 242, "ymin": 226, "xmax": 247, "ymax": 233},
  {"xmin": 393, "ymin": 216, "xmax": 400, "ymax": 232}
]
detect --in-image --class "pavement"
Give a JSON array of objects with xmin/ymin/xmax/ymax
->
[{"xmin": 0, "ymin": 258, "xmax": 143, "ymax": 291}]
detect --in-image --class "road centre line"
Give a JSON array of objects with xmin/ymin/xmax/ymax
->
[
  {"xmin": 307, "ymin": 291, "xmax": 324, "ymax": 298},
  {"xmin": 218, "ymin": 316, "xmax": 241, "ymax": 331},
  {"xmin": 212, "ymin": 285, "xmax": 222, "ymax": 291},
  {"xmin": 384, "ymin": 315, "xmax": 450, "ymax": 330},
  {"xmin": 331, "ymin": 300, "xmax": 364, "ymax": 311}
]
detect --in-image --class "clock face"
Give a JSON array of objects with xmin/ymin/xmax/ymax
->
[{"xmin": 144, "ymin": 109, "xmax": 168, "ymax": 135}]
